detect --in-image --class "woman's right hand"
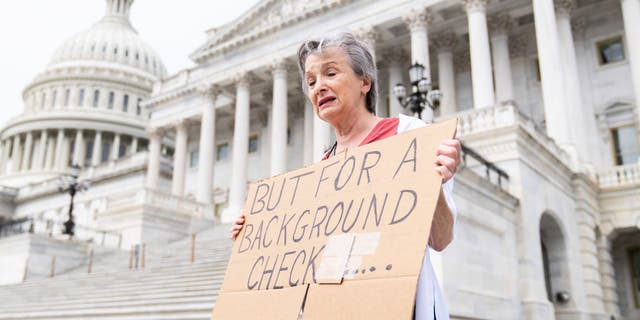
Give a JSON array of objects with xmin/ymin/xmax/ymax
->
[{"xmin": 230, "ymin": 214, "xmax": 245, "ymax": 240}]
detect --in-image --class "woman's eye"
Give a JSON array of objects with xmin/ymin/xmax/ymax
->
[
  {"xmin": 307, "ymin": 81, "xmax": 315, "ymax": 87},
  {"xmin": 327, "ymin": 71, "xmax": 336, "ymax": 76}
]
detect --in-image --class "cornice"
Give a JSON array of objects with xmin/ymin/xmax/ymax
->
[{"xmin": 190, "ymin": 0, "xmax": 353, "ymax": 63}]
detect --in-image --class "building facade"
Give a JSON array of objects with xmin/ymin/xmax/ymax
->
[{"xmin": 1, "ymin": 0, "xmax": 639, "ymax": 319}]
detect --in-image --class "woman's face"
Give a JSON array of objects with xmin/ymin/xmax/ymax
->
[{"xmin": 304, "ymin": 48, "xmax": 371, "ymax": 123}]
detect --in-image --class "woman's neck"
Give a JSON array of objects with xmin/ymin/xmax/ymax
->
[{"xmin": 332, "ymin": 110, "xmax": 380, "ymax": 153}]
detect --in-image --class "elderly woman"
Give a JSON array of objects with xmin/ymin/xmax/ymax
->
[{"xmin": 231, "ymin": 33, "xmax": 460, "ymax": 320}]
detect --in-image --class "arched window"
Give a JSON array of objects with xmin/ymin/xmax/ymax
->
[
  {"xmin": 123, "ymin": 94, "xmax": 129, "ymax": 112},
  {"xmin": 78, "ymin": 89, "xmax": 85, "ymax": 106},
  {"xmin": 108, "ymin": 91, "xmax": 115, "ymax": 109},
  {"xmin": 93, "ymin": 90, "xmax": 100, "ymax": 108}
]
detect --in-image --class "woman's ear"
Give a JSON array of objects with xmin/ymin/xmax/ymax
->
[{"xmin": 361, "ymin": 77, "xmax": 372, "ymax": 95}]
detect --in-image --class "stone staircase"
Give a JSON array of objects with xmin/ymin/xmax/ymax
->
[{"xmin": 0, "ymin": 223, "xmax": 234, "ymax": 320}]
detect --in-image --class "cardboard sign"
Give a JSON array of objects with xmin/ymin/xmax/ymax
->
[{"xmin": 211, "ymin": 118, "xmax": 458, "ymax": 320}]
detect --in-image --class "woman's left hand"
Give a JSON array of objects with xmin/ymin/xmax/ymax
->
[{"xmin": 435, "ymin": 139, "xmax": 461, "ymax": 183}]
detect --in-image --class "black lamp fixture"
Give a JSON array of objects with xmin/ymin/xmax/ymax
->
[
  {"xmin": 58, "ymin": 164, "xmax": 90, "ymax": 237},
  {"xmin": 393, "ymin": 62, "xmax": 442, "ymax": 121}
]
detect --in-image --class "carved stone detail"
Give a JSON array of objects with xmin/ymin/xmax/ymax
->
[
  {"xmin": 554, "ymin": 0, "xmax": 576, "ymax": 18},
  {"xmin": 432, "ymin": 32, "xmax": 459, "ymax": 53},
  {"xmin": 509, "ymin": 33, "xmax": 529, "ymax": 58},
  {"xmin": 403, "ymin": 8, "xmax": 432, "ymax": 31},
  {"xmin": 488, "ymin": 14, "xmax": 513, "ymax": 36},
  {"xmin": 463, "ymin": 0, "xmax": 490, "ymax": 13},
  {"xmin": 381, "ymin": 47, "xmax": 409, "ymax": 67}
]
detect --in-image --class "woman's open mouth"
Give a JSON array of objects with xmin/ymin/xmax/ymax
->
[{"xmin": 318, "ymin": 96, "xmax": 336, "ymax": 109}]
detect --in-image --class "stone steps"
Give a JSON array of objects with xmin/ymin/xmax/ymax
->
[{"xmin": 0, "ymin": 223, "xmax": 234, "ymax": 320}]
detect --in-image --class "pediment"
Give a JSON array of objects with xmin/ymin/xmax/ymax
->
[{"xmin": 190, "ymin": 0, "xmax": 350, "ymax": 62}]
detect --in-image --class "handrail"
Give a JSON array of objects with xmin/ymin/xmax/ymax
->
[{"xmin": 460, "ymin": 143, "xmax": 510, "ymax": 189}]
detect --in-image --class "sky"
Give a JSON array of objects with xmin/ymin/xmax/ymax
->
[{"xmin": 0, "ymin": 0, "xmax": 260, "ymax": 128}]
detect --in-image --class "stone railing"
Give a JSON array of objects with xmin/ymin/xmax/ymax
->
[
  {"xmin": 442, "ymin": 102, "xmax": 574, "ymax": 169},
  {"xmin": 105, "ymin": 188, "xmax": 210, "ymax": 220},
  {"xmin": 84, "ymin": 151, "xmax": 149, "ymax": 180},
  {"xmin": 597, "ymin": 162, "xmax": 640, "ymax": 189}
]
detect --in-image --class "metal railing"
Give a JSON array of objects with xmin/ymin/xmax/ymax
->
[
  {"xmin": 0, "ymin": 217, "xmax": 123, "ymax": 248},
  {"xmin": 460, "ymin": 143, "xmax": 510, "ymax": 190}
]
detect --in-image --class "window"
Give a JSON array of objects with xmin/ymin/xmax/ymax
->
[
  {"xmin": 630, "ymin": 248, "xmax": 640, "ymax": 308},
  {"xmin": 113, "ymin": 46, "xmax": 118, "ymax": 55},
  {"xmin": 611, "ymin": 126, "xmax": 639, "ymax": 165},
  {"xmin": 64, "ymin": 89, "xmax": 70, "ymax": 107},
  {"xmin": 51, "ymin": 90, "xmax": 57, "ymax": 107},
  {"xmin": 190, "ymin": 150, "xmax": 199, "ymax": 168},
  {"xmin": 101, "ymin": 142, "xmax": 110, "ymax": 163},
  {"xmin": 123, "ymin": 94, "xmax": 129, "ymax": 112},
  {"xmin": 108, "ymin": 92, "xmax": 115, "ymax": 109},
  {"xmin": 249, "ymin": 136, "xmax": 259, "ymax": 153},
  {"xmin": 287, "ymin": 127, "xmax": 292, "ymax": 145},
  {"xmin": 216, "ymin": 143, "xmax": 229, "ymax": 161},
  {"xmin": 93, "ymin": 90, "xmax": 100, "ymax": 107},
  {"xmin": 597, "ymin": 36, "xmax": 625, "ymax": 65},
  {"xmin": 85, "ymin": 141, "xmax": 93, "ymax": 166},
  {"xmin": 78, "ymin": 89, "xmax": 85, "ymax": 106},
  {"xmin": 119, "ymin": 143, "xmax": 126, "ymax": 158},
  {"xmin": 41, "ymin": 92, "xmax": 45, "ymax": 108}
]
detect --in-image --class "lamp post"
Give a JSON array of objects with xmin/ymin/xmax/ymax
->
[
  {"xmin": 58, "ymin": 164, "xmax": 89, "ymax": 237},
  {"xmin": 393, "ymin": 63, "xmax": 442, "ymax": 121}
]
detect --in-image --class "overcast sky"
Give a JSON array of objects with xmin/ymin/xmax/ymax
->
[{"xmin": 0, "ymin": 0, "xmax": 260, "ymax": 128}]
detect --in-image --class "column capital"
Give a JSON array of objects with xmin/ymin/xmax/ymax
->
[
  {"xmin": 554, "ymin": 0, "xmax": 576, "ymax": 18},
  {"xmin": 173, "ymin": 118, "xmax": 190, "ymax": 131},
  {"xmin": 463, "ymin": 0, "xmax": 490, "ymax": 14},
  {"xmin": 234, "ymin": 72, "xmax": 250, "ymax": 88},
  {"xmin": 146, "ymin": 126, "xmax": 164, "ymax": 138},
  {"xmin": 454, "ymin": 50, "xmax": 470, "ymax": 72},
  {"xmin": 380, "ymin": 47, "xmax": 409, "ymax": 67},
  {"xmin": 432, "ymin": 32, "xmax": 459, "ymax": 53},
  {"xmin": 197, "ymin": 83, "xmax": 220, "ymax": 99},
  {"xmin": 488, "ymin": 14, "xmax": 513, "ymax": 36},
  {"xmin": 269, "ymin": 58, "xmax": 292, "ymax": 77},
  {"xmin": 355, "ymin": 25, "xmax": 381, "ymax": 45},
  {"xmin": 509, "ymin": 33, "xmax": 529, "ymax": 57},
  {"xmin": 571, "ymin": 16, "xmax": 588, "ymax": 36},
  {"xmin": 403, "ymin": 8, "xmax": 432, "ymax": 31}
]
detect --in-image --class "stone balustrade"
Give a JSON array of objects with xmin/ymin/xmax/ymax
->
[
  {"xmin": 597, "ymin": 162, "xmax": 640, "ymax": 189},
  {"xmin": 106, "ymin": 188, "xmax": 210, "ymax": 220}
]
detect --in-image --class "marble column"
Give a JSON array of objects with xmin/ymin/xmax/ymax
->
[
  {"xmin": 91, "ymin": 131, "xmax": 102, "ymax": 166},
  {"xmin": 21, "ymin": 132, "xmax": 34, "ymax": 172},
  {"xmin": 11, "ymin": 135, "xmax": 22, "ymax": 173},
  {"xmin": 576, "ymin": 212, "xmax": 606, "ymax": 314},
  {"xmin": 54, "ymin": 130, "xmax": 65, "ymax": 170},
  {"xmin": 110, "ymin": 133, "xmax": 121, "ymax": 161},
  {"xmin": 303, "ymin": 99, "xmax": 314, "ymax": 165},
  {"xmin": 171, "ymin": 120, "xmax": 188, "ymax": 197},
  {"xmin": 383, "ymin": 48, "xmax": 408, "ymax": 117},
  {"xmin": 196, "ymin": 85, "xmax": 218, "ymax": 204},
  {"xmin": 145, "ymin": 128, "xmax": 163, "ymax": 190},
  {"xmin": 45, "ymin": 134, "xmax": 55, "ymax": 170},
  {"xmin": 226, "ymin": 73, "xmax": 251, "ymax": 222},
  {"xmin": 1, "ymin": 139, "xmax": 13, "ymax": 174},
  {"xmin": 464, "ymin": 0, "xmax": 496, "ymax": 109},
  {"xmin": 489, "ymin": 14, "xmax": 514, "ymax": 103},
  {"xmin": 270, "ymin": 60, "xmax": 288, "ymax": 176},
  {"xmin": 72, "ymin": 130, "xmax": 84, "ymax": 166},
  {"xmin": 533, "ymin": 0, "xmax": 573, "ymax": 149},
  {"xmin": 34, "ymin": 130, "xmax": 47, "ymax": 170},
  {"xmin": 131, "ymin": 137, "xmax": 138, "ymax": 154},
  {"xmin": 621, "ymin": 0, "xmax": 640, "ymax": 137},
  {"xmin": 61, "ymin": 136, "xmax": 70, "ymax": 169},
  {"xmin": 433, "ymin": 33, "xmax": 458, "ymax": 116},
  {"xmin": 0, "ymin": 140, "xmax": 8, "ymax": 174},
  {"xmin": 312, "ymin": 99, "xmax": 332, "ymax": 161},
  {"xmin": 404, "ymin": 8, "xmax": 433, "ymax": 120}
]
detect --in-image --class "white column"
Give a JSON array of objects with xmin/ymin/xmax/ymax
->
[
  {"xmin": 131, "ymin": 137, "xmax": 138, "ymax": 154},
  {"xmin": 556, "ymin": 1, "xmax": 599, "ymax": 166},
  {"xmin": 172, "ymin": 120, "xmax": 188, "ymax": 197},
  {"xmin": 1, "ymin": 139, "xmax": 13, "ymax": 174},
  {"xmin": 270, "ymin": 60, "xmax": 288, "ymax": 176},
  {"xmin": 383, "ymin": 48, "xmax": 408, "ymax": 117},
  {"xmin": 225, "ymin": 73, "xmax": 251, "ymax": 222},
  {"xmin": 45, "ymin": 135, "xmax": 55, "ymax": 170},
  {"xmin": 356, "ymin": 26, "xmax": 381, "ymax": 115},
  {"xmin": 91, "ymin": 131, "xmax": 102, "ymax": 166},
  {"xmin": 597, "ymin": 234, "xmax": 621, "ymax": 317},
  {"xmin": 54, "ymin": 130, "xmax": 65, "ymax": 170},
  {"xmin": 404, "ymin": 9, "xmax": 433, "ymax": 120},
  {"xmin": 34, "ymin": 130, "xmax": 47, "ymax": 170},
  {"xmin": 489, "ymin": 14, "xmax": 514, "ymax": 103},
  {"xmin": 532, "ymin": 0, "xmax": 573, "ymax": 148},
  {"xmin": 21, "ymin": 132, "xmax": 34, "ymax": 172},
  {"xmin": 11, "ymin": 135, "xmax": 22, "ymax": 173},
  {"xmin": 69, "ymin": 88, "xmax": 78, "ymax": 109},
  {"xmin": 303, "ymin": 99, "xmax": 314, "ymax": 165},
  {"xmin": 146, "ymin": 128, "xmax": 162, "ymax": 190},
  {"xmin": 110, "ymin": 133, "xmax": 121, "ymax": 161},
  {"xmin": 196, "ymin": 86, "xmax": 217, "ymax": 204},
  {"xmin": 433, "ymin": 33, "xmax": 458, "ymax": 116},
  {"xmin": 621, "ymin": 0, "xmax": 640, "ymax": 134},
  {"xmin": 464, "ymin": 0, "xmax": 496, "ymax": 109},
  {"xmin": 55, "ymin": 88, "xmax": 65, "ymax": 109},
  {"xmin": 312, "ymin": 99, "xmax": 332, "ymax": 161},
  {"xmin": 60, "ymin": 136, "xmax": 70, "ymax": 170},
  {"xmin": 72, "ymin": 130, "xmax": 84, "ymax": 166},
  {"xmin": 0, "ymin": 140, "xmax": 8, "ymax": 175}
]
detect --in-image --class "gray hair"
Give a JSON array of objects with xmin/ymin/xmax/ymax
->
[{"xmin": 297, "ymin": 32, "xmax": 378, "ymax": 114}]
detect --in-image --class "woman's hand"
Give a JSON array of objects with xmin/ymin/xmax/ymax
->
[
  {"xmin": 230, "ymin": 214, "xmax": 245, "ymax": 240},
  {"xmin": 435, "ymin": 139, "xmax": 461, "ymax": 183}
]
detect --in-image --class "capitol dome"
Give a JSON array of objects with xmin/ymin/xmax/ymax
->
[
  {"xmin": 0, "ymin": 0, "xmax": 165, "ymax": 187},
  {"xmin": 47, "ymin": 0, "xmax": 166, "ymax": 79}
]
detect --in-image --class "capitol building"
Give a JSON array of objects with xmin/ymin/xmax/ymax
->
[{"xmin": 0, "ymin": 0, "xmax": 639, "ymax": 319}]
